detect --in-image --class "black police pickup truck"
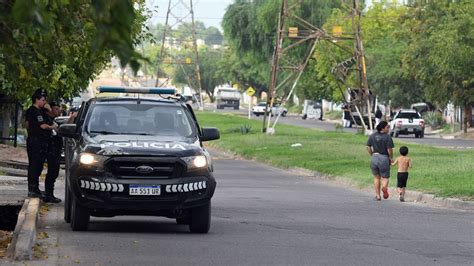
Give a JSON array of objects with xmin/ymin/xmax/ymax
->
[{"xmin": 58, "ymin": 87, "xmax": 219, "ymax": 233}]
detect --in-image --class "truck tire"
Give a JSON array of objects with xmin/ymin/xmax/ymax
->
[
  {"xmin": 70, "ymin": 196, "xmax": 90, "ymax": 231},
  {"xmin": 282, "ymin": 111, "xmax": 287, "ymax": 117},
  {"xmin": 189, "ymin": 202, "xmax": 211, "ymax": 233},
  {"xmin": 394, "ymin": 131, "xmax": 399, "ymax": 138},
  {"xmin": 64, "ymin": 179, "xmax": 71, "ymax": 223},
  {"xmin": 420, "ymin": 131, "xmax": 424, "ymax": 138}
]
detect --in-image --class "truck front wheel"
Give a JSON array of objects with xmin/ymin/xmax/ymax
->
[
  {"xmin": 70, "ymin": 196, "xmax": 90, "ymax": 231},
  {"xmin": 189, "ymin": 202, "xmax": 211, "ymax": 233}
]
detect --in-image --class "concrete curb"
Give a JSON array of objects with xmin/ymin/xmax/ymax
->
[
  {"xmin": 290, "ymin": 167, "xmax": 474, "ymax": 211},
  {"xmin": 6, "ymin": 197, "xmax": 40, "ymax": 260},
  {"xmin": 0, "ymin": 166, "xmax": 27, "ymax": 177}
]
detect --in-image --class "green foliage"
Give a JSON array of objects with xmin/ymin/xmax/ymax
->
[
  {"xmin": 240, "ymin": 124, "xmax": 252, "ymax": 134},
  {"xmin": 171, "ymin": 47, "xmax": 227, "ymax": 101},
  {"xmin": 0, "ymin": 0, "xmax": 148, "ymax": 103},
  {"xmin": 423, "ymin": 111, "xmax": 444, "ymax": 129},
  {"xmin": 402, "ymin": 1, "xmax": 474, "ymax": 108}
]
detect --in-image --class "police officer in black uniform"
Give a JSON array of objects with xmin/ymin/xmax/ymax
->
[
  {"xmin": 43, "ymin": 101, "xmax": 62, "ymax": 203},
  {"xmin": 25, "ymin": 89, "xmax": 58, "ymax": 198}
]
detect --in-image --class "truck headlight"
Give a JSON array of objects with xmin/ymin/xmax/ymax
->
[
  {"xmin": 79, "ymin": 153, "xmax": 107, "ymax": 165},
  {"xmin": 80, "ymin": 153, "xmax": 96, "ymax": 165},
  {"xmin": 182, "ymin": 155, "xmax": 207, "ymax": 170}
]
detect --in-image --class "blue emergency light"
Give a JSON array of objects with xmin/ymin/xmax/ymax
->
[{"xmin": 97, "ymin": 86, "xmax": 176, "ymax": 95}]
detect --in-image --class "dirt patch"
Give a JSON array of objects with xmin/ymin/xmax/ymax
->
[
  {"xmin": 0, "ymin": 230, "xmax": 13, "ymax": 258},
  {"xmin": 0, "ymin": 144, "xmax": 27, "ymax": 163}
]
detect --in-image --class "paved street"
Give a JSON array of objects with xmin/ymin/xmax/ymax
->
[
  {"xmin": 28, "ymin": 150, "xmax": 474, "ymax": 266},
  {"xmin": 211, "ymin": 107, "xmax": 474, "ymax": 149}
]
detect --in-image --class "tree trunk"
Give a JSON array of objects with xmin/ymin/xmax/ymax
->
[
  {"xmin": 464, "ymin": 103, "xmax": 472, "ymax": 133},
  {"xmin": 1, "ymin": 106, "xmax": 11, "ymax": 144},
  {"xmin": 206, "ymin": 91, "xmax": 214, "ymax": 103}
]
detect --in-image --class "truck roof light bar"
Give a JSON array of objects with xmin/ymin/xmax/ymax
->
[{"xmin": 97, "ymin": 86, "xmax": 176, "ymax": 95}]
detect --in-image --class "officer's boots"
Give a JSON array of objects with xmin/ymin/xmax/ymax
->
[
  {"xmin": 44, "ymin": 189, "xmax": 62, "ymax": 203},
  {"xmin": 27, "ymin": 185, "xmax": 43, "ymax": 198}
]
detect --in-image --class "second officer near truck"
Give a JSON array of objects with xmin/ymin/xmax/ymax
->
[{"xmin": 43, "ymin": 101, "xmax": 63, "ymax": 203}]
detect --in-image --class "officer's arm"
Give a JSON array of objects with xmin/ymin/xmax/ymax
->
[{"xmin": 40, "ymin": 123, "xmax": 58, "ymax": 130}]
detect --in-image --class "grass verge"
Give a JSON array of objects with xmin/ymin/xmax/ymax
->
[{"xmin": 197, "ymin": 112, "xmax": 474, "ymax": 200}]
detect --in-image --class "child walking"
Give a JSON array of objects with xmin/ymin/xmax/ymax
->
[{"xmin": 391, "ymin": 146, "xmax": 412, "ymax": 202}]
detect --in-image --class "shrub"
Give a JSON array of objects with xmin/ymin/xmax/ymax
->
[{"xmin": 424, "ymin": 112, "xmax": 444, "ymax": 128}]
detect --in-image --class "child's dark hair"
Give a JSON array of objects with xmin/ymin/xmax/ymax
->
[{"xmin": 400, "ymin": 146, "xmax": 409, "ymax": 156}]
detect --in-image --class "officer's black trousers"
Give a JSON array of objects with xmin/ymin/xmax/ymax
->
[
  {"xmin": 46, "ymin": 139, "xmax": 62, "ymax": 195},
  {"xmin": 26, "ymin": 136, "xmax": 48, "ymax": 192}
]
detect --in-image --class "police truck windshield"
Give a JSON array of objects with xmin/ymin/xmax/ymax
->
[{"xmin": 85, "ymin": 103, "xmax": 196, "ymax": 138}]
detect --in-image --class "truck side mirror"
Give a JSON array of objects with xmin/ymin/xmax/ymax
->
[
  {"xmin": 201, "ymin": 127, "xmax": 220, "ymax": 142},
  {"xmin": 58, "ymin": 124, "xmax": 79, "ymax": 138}
]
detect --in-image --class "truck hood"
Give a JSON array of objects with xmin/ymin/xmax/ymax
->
[{"xmin": 82, "ymin": 134, "xmax": 202, "ymax": 157}]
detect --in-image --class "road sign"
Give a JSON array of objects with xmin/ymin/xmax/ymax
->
[
  {"xmin": 246, "ymin": 87, "xmax": 255, "ymax": 96},
  {"xmin": 288, "ymin": 27, "xmax": 298, "ymax": 38}
]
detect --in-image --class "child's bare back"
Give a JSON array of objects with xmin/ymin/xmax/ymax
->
[{"xmin": 392, "ymin": 155, "xmax": 412, "ymax": 172}]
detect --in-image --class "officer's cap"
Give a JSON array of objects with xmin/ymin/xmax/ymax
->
[{"xmin": 33, "ymin": 88, "xmax": 47, "ymax": 98}]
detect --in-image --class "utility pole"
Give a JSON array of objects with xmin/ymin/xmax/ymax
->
[
  {"xmin": 351, "ymin": 0, "xmax": 373, "ymax": 132},
  {"xmin": 263, "ymin": 0, "xmax": 352, "ymax": 133},
  {"xmin": 155, "ymin": 0, "xmax": 204, "ymax": 110},
  {"xmin": 262, "ymin": 0, "xmax": 286, "ymax": 133}
]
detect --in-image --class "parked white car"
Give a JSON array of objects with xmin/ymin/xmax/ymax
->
[
  {"xmin": 390, "ymin": 109, "xmax": 425, "ymax": 138},
  {"xmin": 252, "ymin": 102, "xmax": 287, "ymax": 117}
]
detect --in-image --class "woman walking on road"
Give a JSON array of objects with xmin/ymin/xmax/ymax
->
[{"xmin": 366, "ymin": 121, "xmax": 394, "ymax": 200}]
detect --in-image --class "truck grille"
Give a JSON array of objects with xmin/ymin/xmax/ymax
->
[{"xmin": 105, "ymin": 156, "xmax": 184, "ymax": 179}]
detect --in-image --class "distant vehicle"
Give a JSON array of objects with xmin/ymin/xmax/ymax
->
[
  {"xmin": 54, "ymin": 116, "xmax": 70, "ymax": 164},
  {"xmin": 252, "ymin": 102, "xmax": 268, "ymax": 116},
  {"xmin": 272, "ymin": 103, "xmax": 288, "ymax": 117},
  {"xmin": 252, "ymin": 102, "xmax": 287, "ymax": 117},
  {"xmin": 410, "ymin": 102, "xmax": 435, "ymax": 115},
  {"xmin": 346, "ymin": 88, "xmax": 376, "ymax": 127},
  {"xmin": 302, "ymin": 100, "xmax": 322, "ymax": 120},
  {"xmin": 390, "ymin": 109, "xmax": 425, "ymax": 138},
  {"xmin": 216, "ymin": 88, "xmax": 240, "ymax": 110}
]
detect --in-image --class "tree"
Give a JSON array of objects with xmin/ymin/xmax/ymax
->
[
  {"xmin": 0, "ymin": 0, "xmax": 148, "ymax": 103},
  {"xmin": 172, "ymin": 47, "xmax": 227, "ymax": 101},
  {"xmin": 401, "ymin": 1, "xmax": 474, "ymax": 131},
  {"xmin": 204, "ymin": 26, "xmax": 223, "ymax": 46}
]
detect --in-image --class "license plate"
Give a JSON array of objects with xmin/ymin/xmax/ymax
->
[
  {"xmin": 129, "ymin": 185, "xmax": 161, "ymax": 196},
  {"xmin": 408, "ymin": 128, "xmax": 414, "ymax": 132}
]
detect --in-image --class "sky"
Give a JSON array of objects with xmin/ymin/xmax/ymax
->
[{"xmin": 146, "ymin": 0, "xmax": 234, "ymax": 31}]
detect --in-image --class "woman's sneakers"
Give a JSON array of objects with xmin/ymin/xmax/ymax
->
[{"xmin": 382, "ymin": 187, "xmax": 389, "ymax": 199}]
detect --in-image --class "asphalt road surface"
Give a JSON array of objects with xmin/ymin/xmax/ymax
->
[
  {"xmin": 212, "ymin": 107, "xmax": 474, "ymax": 149},
  {"xmin": 27, "ymin": 150, "xmax": 474, "ymax": 266}
]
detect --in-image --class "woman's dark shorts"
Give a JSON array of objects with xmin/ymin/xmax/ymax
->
[
  {"xmin": 370, "ymin": 153, "xmax": 390, "ymax": 178},
  {"xmin": 397, "ymin": 172, "xmax": 409, "ymax": 188}
]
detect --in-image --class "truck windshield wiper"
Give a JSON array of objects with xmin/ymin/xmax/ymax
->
[
  {"xmin": 120, "ymin": 132, "xmax": 154, "ymax": 136},
  {"xmin": 89, "ymin": 130, "xmax": 121, "ymax": 135}
]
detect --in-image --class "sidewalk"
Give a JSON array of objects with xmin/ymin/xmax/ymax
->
[{"xmin": 426, "ymin": 127, "xmax": 474, "ymax": 140}]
